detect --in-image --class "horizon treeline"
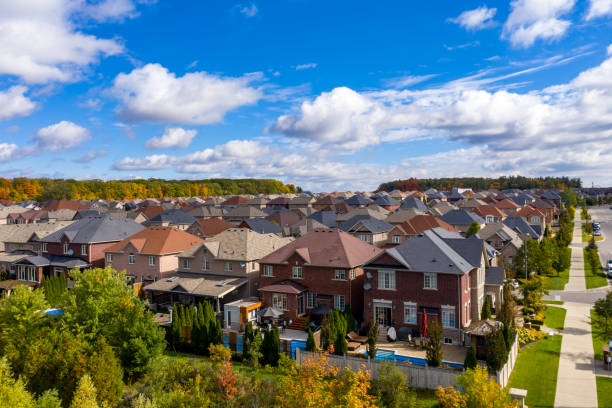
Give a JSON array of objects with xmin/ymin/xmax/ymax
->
[
  {"xmin": 377, "ymin": 176, "xmax": 582, "ymax": 192},
  {"xmin": 0, "ymin": 178, "xmax": 298, "ymax": 202}
]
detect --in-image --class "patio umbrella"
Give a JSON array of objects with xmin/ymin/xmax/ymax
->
[
  {"xmin": 421, "ymin": 309, "xmax": 428, "ymax": 338},
  {"xmin": 259, "ymin": 306, "xmax": 283, "ymax": 319}
]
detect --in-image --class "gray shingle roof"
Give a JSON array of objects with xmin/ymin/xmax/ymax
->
[
  {"xmin": 503, "ymin": 215, "xmax": 539, "ymax": 238},
  {"xmin": 241, "ymin": 218, "xmax": 283, "ymax": 234},
  {"xmin": 308, "ymin": 211, "xmax": 337, "ymax": 228},
  {"xmin": 40, "ymin": 215, "xmax": 145, "ymax": 244},
  {"xmin": 440, "ymin": 209, "xmax": 485, "ymax": 225},
  {"xmin": 400, "ymin": 197, "xmax": 428, "ymax": 212},
  {"xmin": 345, "ymin": 194, "xmax": 373, "ymax": 206},
  {"xmin": 339, "ymin": 215, "xmax": 393, "ymax": 233},
  {"xmin": 148, "ymin": 209, "xmax": 196, "ymax": 225},
  {"xmin": 373, "ymin": 196, "xmax": 399, "ymax": 206},
  {"xmin": 485, "ymin": 267, "xmax": 505, "ymax": 285}
]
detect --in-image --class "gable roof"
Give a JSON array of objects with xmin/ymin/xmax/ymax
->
[
  {"xmin": 373, "ymin": 196, "xmax": 399, "ymax": 206},
  {"xmin": 307, "ymin": 211, "xmax": 337, "ymax": 227},
  {"xmin": 190, "ymin": 218, "xmax": 233, "ymax": 236},
  {"xmin": 105, "ymin": 226, "xmax": 204, "ymax": 255},
  {"xmin": 503, "ymin": 215, "xmax": 540, "ymax": 238},
  {"xmin": 221, "ymin": 196, "xmax": 250, "ymax": 206},
  {"xmin": 40, "ymin": 215, "xmax": 145, "ymax": 244},
  {"xmin": 240, "ymin": 218, "xmax": 283, "ymax": 235},
  {"xmin": 400, "ymin": 196, "xmax": 428, "ymax": 212},
  {"xmin": 0, "ymin": 221, "xmax": 75, "ymax": 250},
  {"xmin": 137, "ymin": 206, "xmax": 165, "ymax": 220},
  {"xmin": 400, "ymin": 214, "xmax": 459, "ymax": 235},
  {"xmin": 148, "ymin": 209, "xmax": 196, "ymax": 225},
  {"xmin": 41, "ymin": 200, "xmax": 88, "ymax": 211},
  {"xmin": 345, "ymin": 194, "xmax": 373, "ymax": 206},
  {"xmin": 224, "ymin": 206, "xmax": 267, "ymax": 218},
  {"xmin": 339, "ymin": 215, "xmax": 394, "ymax": 233},
  {"xmin": 485, "ymin": 267, "xmax": 505, "ymax": 285},
  {"xmin": 259, "ymin": 229, "xmax": 382, "ymax": 268},
  {"xmin": 440, "ymin": 209, "xmax": 485, "ymax": 225},
  {"xmin": 473, "ymin": 205, "xmax": 506, "ymax": 218}
]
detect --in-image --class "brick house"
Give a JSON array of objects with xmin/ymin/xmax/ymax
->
[
  {"xmin": 472, "ymin": 205, "xmax": 507, "ymax": 224},
  {"xmin": 258, "ymin": 229, "xmax": 382, "ymax": 321},
  {"xmin": 187, "ymin": 218, "xmax": 233, "ymax": 239},
  {"xmin": 104, "ymin": 226, "xmax": 204, "ymax": 283},
  {"xmin": 362, "ymin": 229, "xmax": 494, "ymax": 345},
  {"xmin": 339, "ymin": 216, "xmax": 394, "ymax": 247}
]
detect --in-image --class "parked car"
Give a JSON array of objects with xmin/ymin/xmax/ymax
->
[
  {"xmin": 510, "ymin": 279, "xmax": 519, "ymax": 290},
  {"xmin": 594, "ymin": 230, "xmax": 602, "ymax": 236},
  {"xmin": 607, "ymin": 260, "xmax": 612, "ymax": 271}
]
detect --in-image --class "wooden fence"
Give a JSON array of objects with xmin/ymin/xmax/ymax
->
[{"xmin": 493, "ymin": 333, "xmax": 519, "ymax": 387}]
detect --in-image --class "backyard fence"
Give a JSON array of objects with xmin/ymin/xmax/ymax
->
[{"xmin": 493, "ymin": 332, "xmax": 519, "ymax": 387}]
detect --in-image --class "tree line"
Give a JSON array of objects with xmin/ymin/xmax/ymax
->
[
  {"xmin": 0, "ymin": 178, "xmax": 298, "ymax": 202},
  {"xmin": 377, "ymin": 176, "xmax": 581, "ymax": 192}
]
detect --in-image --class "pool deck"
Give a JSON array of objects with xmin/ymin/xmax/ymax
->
[{"xmin": 354, "ymin": 340, "xmax": 468, "ymax": 364}]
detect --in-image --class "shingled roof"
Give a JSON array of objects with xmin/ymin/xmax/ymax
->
[
  {"xmin": 105, "ymin": 226, "xmax": 204, "ymax": 255},
  {"xmin": 40, "ymin": 215, "xmax": 145, "ymax": 244}
]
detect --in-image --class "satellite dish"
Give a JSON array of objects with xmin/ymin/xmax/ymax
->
[
  {"xmin": 363, "ymin": 283, "xmax": 371, "ymax": 291},
  {"xmin": 67, "ymin": 249, "xmax": 74, "ymax": 255},
  {"xmin": 366, "ymin": 272, "xmax": 373, "ymax": 279}
]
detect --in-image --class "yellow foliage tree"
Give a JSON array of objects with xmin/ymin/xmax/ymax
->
[
  {"xmin": 70, "ymin": 375, "xmax": 99, "ymax": 408},
  {"xmin": 435, "ymin": 366, "xmax": 517, "ymax": 408},
  {"xmin": 0, "ymin": 357, "xmax": 36, "ymax": 408}
]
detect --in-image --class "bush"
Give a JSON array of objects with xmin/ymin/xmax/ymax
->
[
  {"xmin": 261, "ymin": 327, "xmax": 280, "ymax": 366},
  {"xmin": 305, "ymin": 327, "xmax": 317, "ymax": 352},
  {"xmin": 367, "ymin": 322, "xmax": 378, "ymax": 358},
  {"xmin": 369, "ymin": 362, "xmax": 416, "ymax": 408},
  {"xmin": 209, "ymin": 344, "xmax": 231, "ymax": 362},
  {"xmin": 464, "ymin": 346, "xmax": 477, "ymax": 370},
  {"xmin": 426, "ymin": 321, "xmax": 443, "ymax": 367}
]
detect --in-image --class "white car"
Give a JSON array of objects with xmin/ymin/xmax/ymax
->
[{"xmin": 607, "ymin": 260, "xmax": 612, "ymax": 271}]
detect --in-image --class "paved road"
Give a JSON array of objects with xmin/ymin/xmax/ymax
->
[{"xmin": 588, "ymin": 206, "xmax": 612, "ymax": 277}]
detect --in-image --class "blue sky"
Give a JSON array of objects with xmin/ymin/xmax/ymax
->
[{"xmin": 1, "ymin": 0, "xmax": 612, "ymax": 191}]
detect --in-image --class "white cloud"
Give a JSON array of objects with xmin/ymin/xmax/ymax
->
[
  {"xmin": 145, "ymin": 127, "xmax": 197, "ymax": 149},
  {"xmin": 31, "ymin": 121, "xmax": 90, "ymax": 152},
  {"xmin": 0, "ymin": 0, "xmax": 124, "ymax": 83},
  {"xmin": 448, "ymin": 6, "xmax": 497, "ymax": 30},
  {"xmin": 74, "ymin": 149, "xmax": 108, "ymax": 163},
  {"xmin": 586, "ymin": 0, "xmax": 612, "ymax": 20},
  {"xmin": 0, "ymin": 86, "xmax": 36, "ymax": 121},
  {"xmin": 239, "ymin": 3, "xmax": 258, "ymax": 17},
  {"xmin": 295, "ymin": 63, "xmax": 317, "ymax": 70},
  {"xmin": 382, "ymin": 74, "xmax": 437, "ymax": 89},
  {"xmin": 80, "ymin": 0, "xmax": 139, "ymax": 22},
  {"xmin": 502, "ymin": 0, "xmax": 575, "ymax": 48},
  {"xmin": 112, "ymin": 63, "xmax": 262, "ymax": 124},
  {"xmin": 0, "ymin": 144, "xmax": 20, "ymax": 162}
]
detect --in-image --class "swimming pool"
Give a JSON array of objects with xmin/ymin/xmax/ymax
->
[{"xmin": 365, "ymin": 349, "xmax": 464, "ymax": 369}]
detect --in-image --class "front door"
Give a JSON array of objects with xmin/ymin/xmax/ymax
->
[
  {"xmin": 297, "ymin": 293, "xmax": 305, "ymax": 316},
  {"xmin": 374, "ymin": 305, "xmax": 392, "ymax": 327}
]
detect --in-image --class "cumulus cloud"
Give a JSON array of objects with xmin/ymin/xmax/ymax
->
[
  {"xmin": 0, "ymin": 144, "xmax": 20, "ymax": 162},
  {"xmin": 74, "ymin": 150, "xmax": 108, "ymax": 163},
  {"xmin": 448, "ymin": 6, "xmax": 497, "ymax": 30},
  {"xmin": 0, "ymin": 0, "xmax": 126, "ymax": 84},
  {"xmin": 112, "ymin": 63, "xmax": 262, "ymax": 124},
  {"xmin": 145, "ymin": 127, "xmax": 197, "ymax": 149},
  {"xmin": 586, "ymin": 0, "xmax": 612, "ymax": 19},
  {"xmin": 31, "ymin": 121, "xmax": 90, "ymax": 152},
  {"xmin": 0, "ymin": 86, "xmax": 36, "ymax": 121},
  {"xmin": 502, "ymin": 0, "xmax": 575, "ymax": 48}
]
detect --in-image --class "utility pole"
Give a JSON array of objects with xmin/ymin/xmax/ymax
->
[{"xmin": 524, "ymin": 233, "xmax": 530, "ymax": 280}]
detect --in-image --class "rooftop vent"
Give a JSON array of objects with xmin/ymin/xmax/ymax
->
[{"xmin": 167, "ymin": 276, "xmax": 178, "ymax": 282}]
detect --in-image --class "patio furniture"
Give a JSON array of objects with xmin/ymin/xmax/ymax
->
[
  {"xmin": 347, "ymin": 331, "xmax": 368, "ymax": 344},
  {"xmin": 347, "ymin": 341, "xmax": 361, "ymax": 351}
]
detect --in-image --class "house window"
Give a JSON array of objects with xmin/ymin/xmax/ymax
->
[
  {"xmin": 19, "ymin": 265, "xmax": 36, "ymax": 282},
  {"xmin": 129, "ymin": 253, "xmax": 135, "ymax": 264},
  {"xmin": 106, "ymin": 253, "xmax": 113, "ymax": 263},
  {"xmin": 81, "ymin": 244, "xmax": 87, "ymax": 255},
  {"xmin": 424, "ymin": 273, "xmax": 437, "ymax": 289},
  {"xmin": 225, "ymin": 262, "xmax": 233, "ymax": 272},
  {"xmin": 272, "ymin": 293, "xmax": 288, "ymax": 310},
  {"xmin": 392, "ymin": 235, "xmax": 401, "ymax": 244},
  {"xmin": 350, "ymin": 269, "xmax": 356, "ymax": 280},
  {"xmin": 183, "ymin": 259, "xmax": 191, "ymax": 269},
  {"xmin": 442, "ymin": 306, "xmax": 455, "ymax": 328},
  {"xmin": 63, "ymin": 243, "xmax": 69, "ymax": 254},
  {"xmin": 532, "ymin": 216, "xmax": 540, "ymax": 223},
  {"xmin": 263, "ymin": 265, "xmax": 273, "ymax": 277},
  {"xmin": 307, "ymin": 292, "xmax": 317, "ymax": 308},
  {"xmin": 378, "ymin": 270, "xmax": 395, "ymax": 290},
  {"xmin": 404, "ymin": 302, "xmax": 417, "ymax": 324},
  {"xmin": 444, "ymin": 337, "xmax": 453, "ymax": 345},
  {"xmin": 465, "ymin": 303, "xmax": 469, "ymax": 324},
  {"xmin": 292, "ymin": 265, "xmax": 302, "ymax": 279},
  {"xmin": 202, "ymin": 259, "xmax": 209, "ymax": 271},
  {"xmin": 28, "ymin": 266, "xmax": 36, "ymax": 282},
  {"xmin": 334, "ymin": 269, "xmax": 346, "ymax": 280},
  {"xmin": 358, "ymin": 234, "xmax": 372, "ymax": 243},
  {"xmin": 149, "ymin": 256, "xmax": 155, "ymax": 266},
  {"xmin": 334, "ymin": 294, "xmax": 345, "ymax": 311},
  {"xmin": 42, "ymin": 243, "xmax": 47, "ymax": 253},
  {"xmin": 485, "ymin": 215, "xmax": 493, "ymax": 223},
  {"xmin": 54, "ymin": 267, "xmax": 62, "ymax": 277}
]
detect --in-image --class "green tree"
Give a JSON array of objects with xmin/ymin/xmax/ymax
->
[
  {"xmin": 41, "ymin": 275, "xmax": 67, "ymax": 307},
  {"xmin": 305, "ymin": 327, "xmax": 317, "ymax": 352},
  {"xmin": 343, "ymin": 304, "xmax": 356, "ymax": 334},
  {"xmin": 486, "ymin": 328, "xmax": 508, "ymax": 372},
  {"xmin": 425, "ymin": 320, "xmax": 443, "ymax": 367},
  {"xmin": 262, "ymin": 327, "xmax": 280, "ymax": 366},
  {"xmin": 0, "ymin": 357, "xmax": 36, "ymax": 408},
  {"xmin": 367, "ymin": 322, "xmax": 378, "ymax": 359},
  {"xmin": 369, "ymin": 362, "xmax": 416, "ymax": 408},
  {"xmin": 593, "ymin": 291, "xmax": 612, "ymax": 343},
  {"xmin": 465, "ymin": 221, "xmax": 480, "ymax": 238},
  {"xmin": 464, "ymin": 346, "xmax": 477, "ymax": 370},
  {"xmin": 70, "ymin": 375, "xmax": 99, "ymax": 408},
  {"xmin": 334, "ymin": 328, "xmax": 348, "ymax": 356},
  {"xmin": 481, "ymin": 297, "xmax": 492, "ymax": 320},
  {"xmin": 36, "ymin": 390, "xmax": 62, "ymax": 408}
]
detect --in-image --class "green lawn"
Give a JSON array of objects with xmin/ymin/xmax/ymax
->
[
  {"xmin": 584, "ymin": 248, "xmax": 608, "ymax": 289},
  {"xmin": 541, "ymin": 267, "xmax": 570, "ymax": 291},
  {"xmin": 544, "ymin": 300, "xmax": 564, "ymax": 305},
  {"xmin": 597, "ymin": 376, "xmax": 612, "ymax": 408},
  {"xmin": 414, "ymin": 389, "xmax": 439, "ymax": 408},
  {"xmin": 543, "ymin": 306, "xmax": 566, "ymax": 330},
  {"xmin": 591, "ymin": 309, "xmax": 605, "ymax": 361},
  {"xmin": 509, "ymin": 335, "xmax": 562, "ymax": 408}
]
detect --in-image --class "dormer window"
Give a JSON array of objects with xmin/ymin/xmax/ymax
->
[
  {"xmin": 63, "ymin": 243, "xmax": 69, "ymax": 254},
  {"xmin": 292, "ymin": 265, "xmax": 302, "ymax": 279}
]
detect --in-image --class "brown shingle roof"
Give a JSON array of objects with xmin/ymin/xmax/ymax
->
[
  {"xmin": 136, "ymin": 206, "xmax": 165, "ymax": 220},
  {"xmin": 190, "ymin": 218, "xmax": 233, "ymax": 237},
  {"xmin": 259, "ymin": 229, "xmax": 382, "ymax": 268},
  {"xmin": 42, "ymin": 200, "xmax": 87, "ymax": 211},
  {"xmin": 473, "ymin": 205, "xmax": 506, "ymax": 218},
  {"xmin": 399, "ymin": 215, "xmax": 459, "ymax": 235},
  {"xmin": 105, "ymin": 226, "xmax": 204, "ymax": 255},
  {"xmin": 221, "ymin": 196, "xmax": 250, "ymax": 206}
]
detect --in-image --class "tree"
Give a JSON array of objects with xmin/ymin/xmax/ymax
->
[
  {"xmin": 305, "ymin": 327, "xmax": 317, "ymax": 352},
  {"xmin": 369, "ymin": 362, "xmax": 416, "ymax": 408},
  {"xmin": 521, "ymin": 276, "xmax": 548, "ymax": 315},
  {"xmin": 0, "ymin": 357, "xmax": 36, "ymax": 408},
  {"xmin": 41, "ymin": 275, "xmax": 67, "ymax": 307},
  {"xmin": 262, "ymin": 327, "xmax": 280, "ymax": 366},
  {"xmin": 36, "ymin": 390, "xmax": 62, "ymax": 408},
  {"xmin": 486, "ymin": 328, "xmax": 508, "ymax": 372},
  {"xmin": 70, "ymin": 375, "xmax": 99, "ymax": 408},
  {"xmin": 334, "ymin": 328, "xmax": 348, "ymax": 356},
  {"xmin": 464, "ymin": 346, "xmax": 477, "ymax": 370},
  {"xmin": 435, "ymin": 367, "xmax": 516, "ymax": 408},
  {"xmin": 481, "ymin": 297, "xmax": 492, "ymax": 320},
  {"xmin": 465, "ymin": 221, "xmax": 480, "ymax": 238},
  {"xmin": 426, "ymin": 320, "xmax": 443, "ymax": 367},
  {"xmin": 343, "ymin": 304, "xmax": 356, "ymax": 333},
  {"xmin": 498, "ymin": 284, "xmax": 517, "ymax": 346},
  {"xmin": 367, "ymin": 322, "xmax": 378, "ymax": 359},
  {"xmin": 593, "ymin": 291, "xmax": 612, "ymax": 342}
]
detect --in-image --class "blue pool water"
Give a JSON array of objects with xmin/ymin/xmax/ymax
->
[{"xmin": 365, "ymin": 349, "xmax": 463, "ymax": 369}]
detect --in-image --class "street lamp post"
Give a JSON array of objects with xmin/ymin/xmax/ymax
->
[{"xmin": 524, "ymin": 233, "xmax": 530, "ymax": 280}]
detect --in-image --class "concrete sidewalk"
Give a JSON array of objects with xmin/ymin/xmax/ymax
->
[{"xmin": 554, "ymin": 222, "xmax": 598, "ymax": 408}]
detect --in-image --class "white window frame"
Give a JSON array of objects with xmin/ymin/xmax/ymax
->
[
  {"xmin": 202, "ymin": 259, "xmax": 209, "ymax": 271},
  {"xmin": 334, "ymin": 269, "xmax": 346, "ymax": 280},
  {"xmin": 442, "ymin": 306, "xmax": 455, "ymax": 328},
  {"xmin": 54, "ymin": 267, "xmax": 62, "ymax": 277},
  {"xmin": 378, "ymin": 270, "xmax": 396, "ymax": 290},
  {"xmin": 307, "ymin": 292, "xmax": 317, "ymax": 308},
  {"xmin": 485, "ymin": 215, "xmax": 493, "ymax": 223},
  {"xmin": 334, "ymin": 294, "xmax": 345, "ymax": 311},
  {"xmin": 225, "ymin": 262, "xmax": 233, "ymax": 272},
  {"xmin": 129, "ymin": 253, "xmax": 135, "ymax": 265},
  {"xmin": 263, "ymin": 265, "xmax": 273, "ymax": 277},
  {"xmin": 272, "ymin": 293, "xmax": 288, "ymax": 310},
  {"xmin": 392, "ymin": 235, "xmax": 401, "ymax": 244},
  {"xmin": 63, "ymin": 243, "xmax": 69, "ymax": 254},
  {"xmin": 404, "ymin": 302, "xmax": 417, "ymax": 324},
  {"xmin": 358, "ymin": 234, "xmax": 372, "ymax": 243},
  {"xmin": 81, "ymin": 244, "xmax": 87, "ymax": 256},
  {"xmin": 183, "ymin": 259, "xmax": 191, "ymax": 269},
  {"xmin": 106, "ymin": 253, "xmax": 113, "ymax": 263},
  {"xmin": 350, "ymin": 269, "xmax": 356, "ymax": 280},
  {"xmin": 292, "ymin": 265, "xmax": 302, "ymax": 279},
  {"xmin": 42, "ymin": 243, "xmax": 47, "ymax": 253},
  {"xmin": 424, "ymin": 273, "xmax": 437, "ymax": 290},
  {"xmin": 149, "ymin": 256, "xmax": 155, "ymax": 266}
]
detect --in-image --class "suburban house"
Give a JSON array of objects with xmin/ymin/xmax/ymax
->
[
  {"xmin": 472, "ymin": 205, "xmax": 507, "ymax": 224},
  {"xmin": 220, "ymin": 196, "xmax": 250, "ymax": 209},
  {"xmin": 147, "ymin": 209, "xmax": 196, "ymax": 230},
  {"xmin": 477, "ymin": 222, "xmax": 523, "ymax": 265},
  {"xmin": 400, "ymin": 196, "xmax": 428, "ymax": 213},
  {"xmin": 144, "ymin": 228, "xmax": 292, "ymax": 313},
  {"xmin": 384, "ymin": 209, "xmax": 422, "ymax": 225},
  {"xmin": 339, "ymin": 215, "xmax": 394, "ymax": 247},
  {"xmin": 514, "ymin": 206, "xmax": 547, "ymax": 236},
  {"xmin": 385, "ymin": 215, "xmax": 459, "ymax": 246},
  {"xmin": 41, "ymin": 200, "xmax": 88, "ymax": 212},
  {"xmin": 345, "ymin": 194, "xmax": 374, "ymax": 208},
  {"xmin": 288, "ymin": 195, "xmax": 316, "ymax": 214},
  {"xmin": 440, "ymin": 210, "xmax": 486, "ymax": 233},
  {"xmin": 362, "ymin": 229, "xmax": 496, "ymax": 345},
  {"xmin": 246, "ymin": 197, "xmax": 269, "ymax": 209},
  {"xmin": 104, "ymin": 226, "xmax": 204, "ymax": 283},
  {"xmin": 188, "ymin": 206, "xmax": 226, "ymax": 219},
  {"xmin": 503, "ymin": 215, "xmax": 542, "ymax": 241},
  {"xmin": 239, "ymin": 218, "xmax": 283, "ymax": 235},
  {"xmin": 223, "ymin": 206, "xmax": 267, "ymax": 225},
  {"xmin": 186, "ymin": 218, "xmax": 233, "ymax": 239},
  {"xmin": 266, "ymin": 197, "xmax": 291, "ymax": 209},
  {"xmin": 494, "ymin": 199, "xmax": 521, "ymax": 215},
  {"xmin": 7, "ymin": 210, "xmax": 47, "ymax": 224},
  {"xmin": 336, "ymin": 206, "xmax": 389, "ymax": 225},
  {"xmin": 258, "ymin": 229, "xmax": 382, "ymax": 321},
  {"xmin": 372, "ymin": 196, "xmax": 400, "ymax": 211}
]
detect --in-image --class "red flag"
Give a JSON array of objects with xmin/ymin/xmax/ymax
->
[{"xmin": 422, "ymin": 309, "xmax": 428, "ymax": 338}]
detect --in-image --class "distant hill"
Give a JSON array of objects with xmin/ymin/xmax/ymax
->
[
  {"xmin": 0, "ymin": 178, "xmax": 298, "ymax": 201},
  {"xmin": 377, "ymin": 176, "xmax": 581, "ymax": 192}
]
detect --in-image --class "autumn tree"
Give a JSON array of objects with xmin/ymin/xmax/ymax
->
[{"xmin": 436, "ymin": 367, "xmax": 517, "ymax": 408}]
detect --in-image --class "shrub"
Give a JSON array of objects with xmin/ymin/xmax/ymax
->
[
  {"xmin": 464, "ymin": 346, "xmax": 477, "ymax": 370},
  {"xmin": 426, "ymin": 321, "xmax": 443, "ymax": 367},
  {"xmin": 367, "ymin": 322, "xmax": 378, "ymax": 358},
  {"xmin": 209, "ymin": 344, "xmax": 231, "ymax": 362},
  {"xmin": 369, "ymin": 362, "xmax": 416, "ymax": 408},
  {"xmin": 305, "ymin": 327, "xmax": 317, "ymax": 352}
]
